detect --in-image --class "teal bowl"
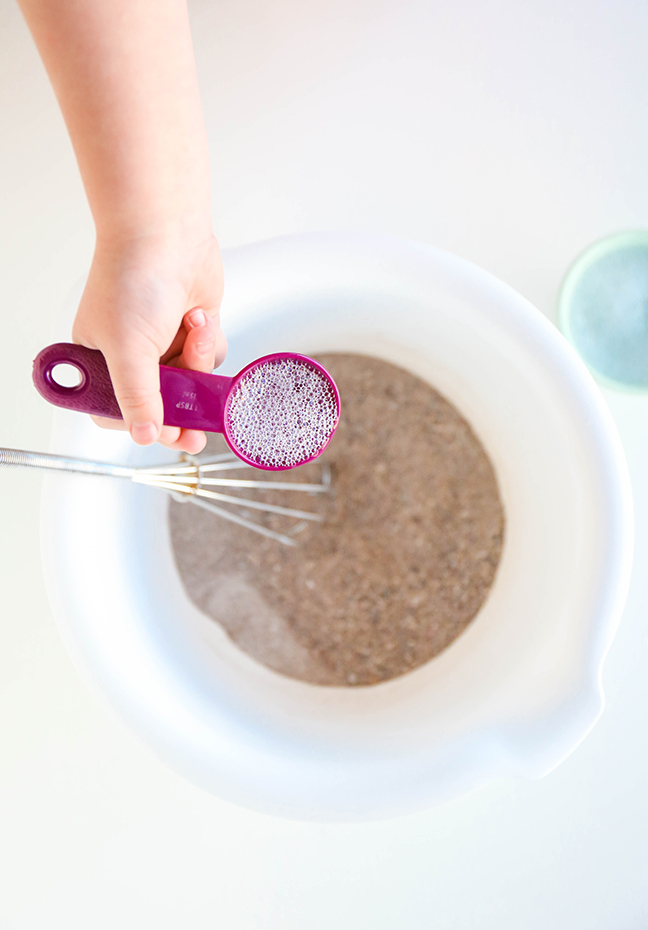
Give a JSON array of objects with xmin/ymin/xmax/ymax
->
[{"xmin": 558, "ymin": 231, "xmax": 648, "ymax": 392}]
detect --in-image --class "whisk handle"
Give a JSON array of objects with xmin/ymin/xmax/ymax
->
[
  {"xmin": 33, "ymin": 343, "xmax": 234, "ymax": 431},
  {"xmin": 0, "ymin": 447, "xmax": 134, "ymax": 478}
]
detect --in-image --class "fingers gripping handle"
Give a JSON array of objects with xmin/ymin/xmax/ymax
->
[{"xmin": 32, "ymin": 343, "xmax": 233, "ymax": 432}]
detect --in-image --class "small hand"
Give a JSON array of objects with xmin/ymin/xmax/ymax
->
[{"xmin": 72, "ymin": 230, "xmax": 227, "ymax": 454}]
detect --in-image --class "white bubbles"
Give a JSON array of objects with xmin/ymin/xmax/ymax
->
[{"xmin": 226, "ymin": 358, "xmax": 339, "ymax": 468}]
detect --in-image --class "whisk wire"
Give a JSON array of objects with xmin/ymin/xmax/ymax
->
[
  {"xmin": 134, "ymin": 472, "xmax": 327, "ymax": 493},
  {"xmin": 186, "ymin": 495, "xmax": 299, "ymax": 547}
]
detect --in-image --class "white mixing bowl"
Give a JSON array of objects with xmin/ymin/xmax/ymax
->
[{"xmin": 41, "ymin": 233, "xmax": 633, "ymax": 821}]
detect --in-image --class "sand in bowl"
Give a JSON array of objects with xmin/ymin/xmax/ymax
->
[{"xmin": 169, "ymin": 354, "xmax": 505, "ymax": 686}]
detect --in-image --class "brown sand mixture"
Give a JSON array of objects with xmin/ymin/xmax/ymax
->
[{"xmin": 169, "ymin": 354, "xmax": 505, "ymax": 686}]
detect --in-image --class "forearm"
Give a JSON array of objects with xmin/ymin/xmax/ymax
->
[{"xmin": 18, "ymin": 0, "xmax": 212, "ymax": 245}]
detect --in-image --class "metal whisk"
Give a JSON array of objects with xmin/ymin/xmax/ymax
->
[{"xmin": 0, "ymin": 446, "xmax": 330, "ymax": 546}]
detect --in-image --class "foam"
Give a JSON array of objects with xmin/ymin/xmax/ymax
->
[{"xmin": 226, "ymin": 358, "xmax": 339, "ymax": 467}]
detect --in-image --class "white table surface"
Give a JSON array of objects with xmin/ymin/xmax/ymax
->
[{"xmin": 1, "ymin": 0, "xmax": 648, "ymax": 925}]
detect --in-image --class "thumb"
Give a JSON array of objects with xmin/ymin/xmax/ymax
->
[
  {"xmin": 178, "ymin": 308, "xmax": 226, "ymax": 373},
  {"xmin": 102, "ymin": 339, "xmax": 164, "ymax": 445}
]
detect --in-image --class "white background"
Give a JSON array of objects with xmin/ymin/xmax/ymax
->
[{"xmin": 1, "ymin": 0, "xmax": 648, "ymax": 925}]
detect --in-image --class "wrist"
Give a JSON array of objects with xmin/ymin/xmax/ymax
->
[
  {"xmin": 95, "ymin": 211, "xmax": 215, "ymax": 256},
  {"xmin": 87, "ymin": 224, "xmax": 222, "ymax": 316},
  {"xmin": 90, "ymin": 157, "xmax": 213, "ymax": 248}
]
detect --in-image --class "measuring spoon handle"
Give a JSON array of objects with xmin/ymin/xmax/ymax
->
[{"xmin": 32, "ymin": 343, "xmax": 233, "ymax": 432}]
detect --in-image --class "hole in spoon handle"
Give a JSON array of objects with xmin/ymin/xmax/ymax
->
[{"xmin": 32, "ymin": 343, "xmax": 122, "ymax": 419}]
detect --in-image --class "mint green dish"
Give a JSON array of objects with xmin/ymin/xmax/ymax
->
[{"xmin": 558, "ymin": 231, "xmax": 648, "ymax": 392}]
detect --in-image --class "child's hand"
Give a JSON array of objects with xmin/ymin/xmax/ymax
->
[
  {"xmin": 18, "ymin": 0, "xmax": 224, "ymax": 454},
  {"xmin": 72, "ymin": 229, "xmax": 226, "ymax": 454}
]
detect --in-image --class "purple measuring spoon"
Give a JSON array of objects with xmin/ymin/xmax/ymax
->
[{"xmin": 33, "ymin": 343, "xmax": 340, "ymax": 471}]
